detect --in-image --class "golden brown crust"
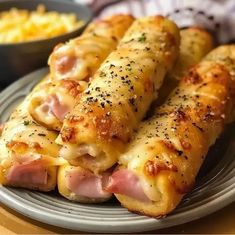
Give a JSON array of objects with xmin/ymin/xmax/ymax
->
[
  {"xmin": 60, "ymin": 80, "xmax": 84, "ymax": 98},
  {"xmin": 61, "ymin": 127, "xmax": 76, "ymax": 143},
  {"xmin": 184, "ymin": 66, "xmax": 202, "ymax": 84},
  {"xmin": 0, "ymin": 123, "xmax": 4, "ymax": 136},
  {"xmin": 144, "ymin": 160, "xmax": 178, "ymax": 177}
]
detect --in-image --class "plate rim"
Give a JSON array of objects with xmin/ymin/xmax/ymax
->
[{"xmin": 0, "ymin": 186, "xmax": 234, "ymax": 233}]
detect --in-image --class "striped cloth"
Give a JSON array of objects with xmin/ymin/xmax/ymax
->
[{"xmin": 75, "ymin": 0, "xmax": 235, "ymax": 44}]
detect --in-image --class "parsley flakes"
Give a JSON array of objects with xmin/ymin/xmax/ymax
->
[
  {"xmin": 23, "ymin": 120, "xmax": 30, "ymax": 126},
  {"xmin": 100, "ymin": 71, "xmax": 106, "ymax": 77},
  {"xmin": 138, "ymin": 34, "xmax": 146, "ymax": 42}
]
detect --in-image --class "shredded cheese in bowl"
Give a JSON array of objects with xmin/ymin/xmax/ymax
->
[{"xmin": 0, "ymin": 4, "xmax": 84, "ymax": 43}]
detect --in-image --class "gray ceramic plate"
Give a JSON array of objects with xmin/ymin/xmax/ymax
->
[{"xmin": 0, "ymin": 68, "xmax": 235, "ymax": 233}]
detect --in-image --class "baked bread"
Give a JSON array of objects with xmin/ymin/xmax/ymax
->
[
  {"xmin": 28, "ymin": 15, "xmax": 134, "ymax": 131},
  {"xmin": 49, "ymin": 14, "xmax": 135, "ymax": 81},
  {"xmin": 56, "ymin": 27, "xmax": 212, "ymax": 203},
  {"xmin": 106, "ymin": 45, "xmax": 235, "ymax": 217},
  {"xmin": 0, "ymin": 78, "xmax": 64, "ymax": 191},
  {"xmin": 57, "ymin": 16, "xmax": 180, "ymax": 174},
  {"xmin": 156, "ymin": 27, "xmax": 214, "ymax": 105},
  {"xmin": 58, "ymin": 164, "xmax": 112, "ymax": 203}
]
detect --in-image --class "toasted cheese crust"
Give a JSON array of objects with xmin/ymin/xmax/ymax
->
[
  {"xmin": 57, "ymin": 16, "xmax": 180, "ymax": 173},
  {"xmin": 113, "ymin": 45, "xmax": 235, "ymax": 217}
]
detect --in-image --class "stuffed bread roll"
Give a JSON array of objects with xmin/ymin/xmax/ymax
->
[
  {"xmin": 203, "ymin": 45, "xmax": 235, "ymax": 123},
  {"xmin": 0, "ymin": 84, "xmax": 65, "ymax": 191},
  {"xmin": 28, "ymin": 79, "xmax": 87, "ymax": 131},
  {"xmin": 49, "ymin": 14, "xmax": 135, "ymax": 81},
  {"xmin": 56, "ymin": 16, "xmax": 180, "ymax": 173},
  {"xmin": 57, "ymin": 164, "xmax": 112, "ymax": 203},
  {"xmin": 156, "ymin": 27, "xmax": 214, "ymax": 105},
  {"xmin": 106, "ymin": 45, "xmax": 235, "ymax": 217},
  {"xmin": 28, "ymin": 15, "xmax": 134, "ymax": 131},
  {"xmin": 56, "ymin": 27, "xmax": 212, "ymax": 203}
]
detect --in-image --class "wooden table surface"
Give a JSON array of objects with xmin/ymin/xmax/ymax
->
[{"xmin": 0, "ymin": 201, "xmax": 235, "ymax": 234}]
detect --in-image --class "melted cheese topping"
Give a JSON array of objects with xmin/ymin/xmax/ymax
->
[
  {"xmin": 0, "ymin": 97, "xmax": 61, "ymax": 167},
  {"xmin": 118, "ymin": 46, "xmax": 235, "ymax": 205},
  {"xmin": 49, "ymin": 15, "xmax": 135, "ymax": 81},
  {"xmin": 57, "ymin": 16, "xmax": 180, "ymax": 173},
  {"xmin": 28, "ymin": 80, "xmax": 87, "ymax": 131},
  {"xmin": 29, "ymin": 15, "xmax": 134, "ymax": 132}
]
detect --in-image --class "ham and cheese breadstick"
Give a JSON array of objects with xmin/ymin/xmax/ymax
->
[
  {"xmin": 28, "ymin": 15, "xmax": 134, "ymax": 131},
  {"xmin": 156, "ymin": 27, "xmax": 214, "ymax": 105},
  {"xmin": 0, "ymin": 80, "xmax": 65, "ymax": 191},
  {"xmin": 56, "ymin": 16, "xmax": 180, "ymax": 173},
  {"xmin": 57, "ymin": 164, "xmax": 112, "ymax": 203},
  {"xmin": 106, "ymin": 45, "xmax": 235, "ymax": 217},
  {"xmin": 49, "ymin": 14, "xmax": 135, "ymax": 82},
  {"xmin": 203, "ymin": 45, "xmax": 235, "ymax": 123},
  {"xmin": 56, "ymin": 27, "xmax": 213, "ymax": 203},
  {"xmin": 28, "ymin": 79, "xmax": 87, "ymax": 131}
]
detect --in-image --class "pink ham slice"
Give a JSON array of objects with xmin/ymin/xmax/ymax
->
[
  {"xmin": 106, "ymin": 169, "xmax": 150, "ymax": 202},
  {"xmin": 55, "ymin": 55, "xmax": 77, "ymax": 75},
  {"xmin": 66, "ymin": 169, "xmax": 112, "ymax": 199},
  {"xmin": 6, "ymin": 160, "xmax": 47, "ymax": 185},
  {"xmin": 41, "ymin": 94, "xmax": 70, "ymax": 121}
]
